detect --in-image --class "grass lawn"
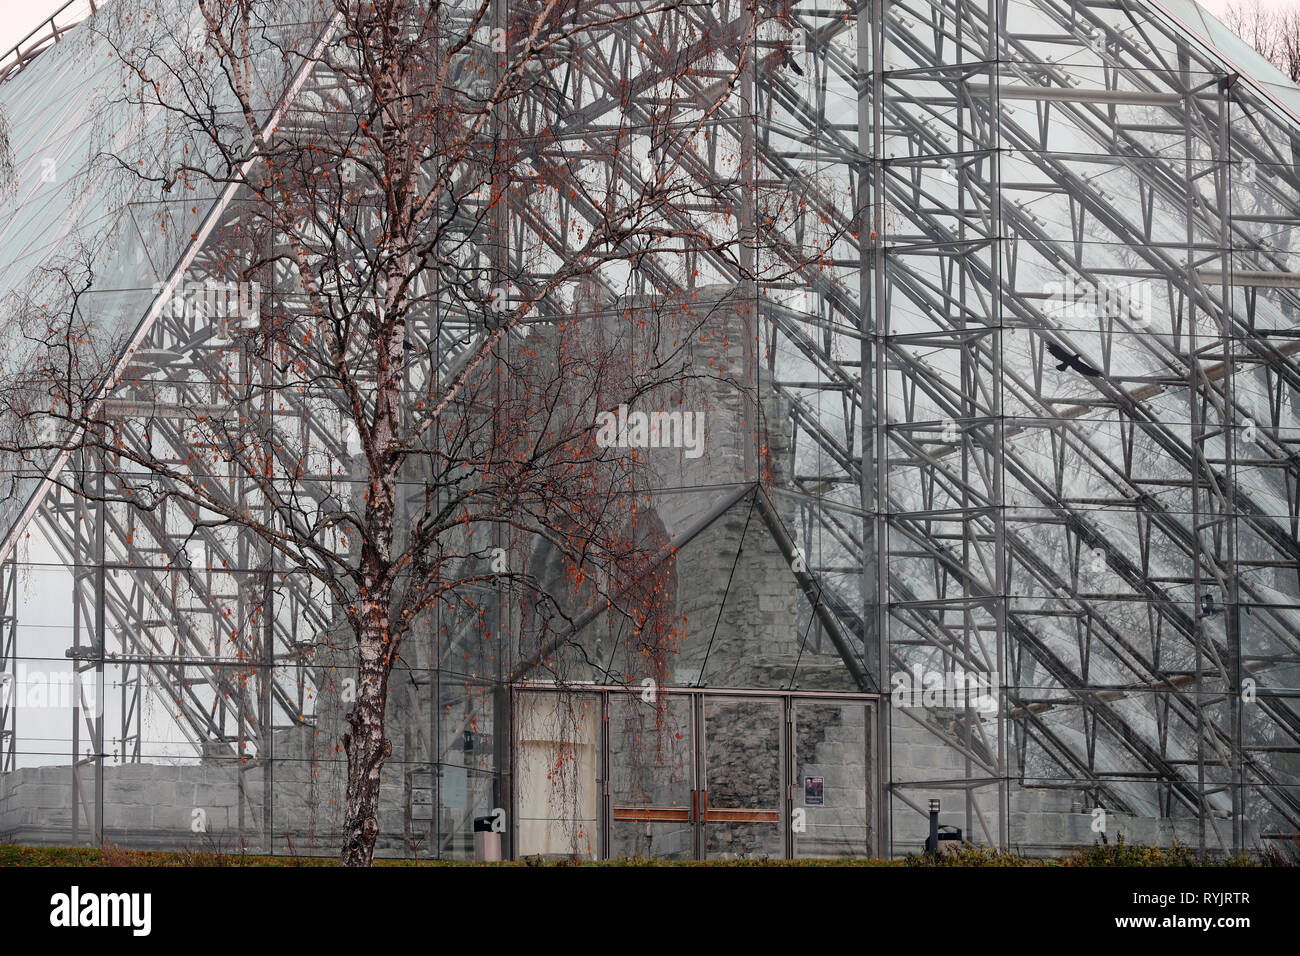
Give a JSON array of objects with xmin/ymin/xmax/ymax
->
[{"xmin": 0, "ymin": 838, "xmax": 1291, "ymax": 866}]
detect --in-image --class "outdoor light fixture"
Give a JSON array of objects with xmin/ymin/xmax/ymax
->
[
  {"xmin": 926, "ymin": 797, "xmax": 963, "ymax": 854},
  {"xmin": 925, "ymin": 798, "xmax": 942, "ymax": 853}
]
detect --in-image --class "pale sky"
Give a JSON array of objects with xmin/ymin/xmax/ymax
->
[
  {"xmin": 0, "ymin": 0, "xmax": 1264, "ymax": 59},
  {"xmin": 0, "ymin": 1, "xmax": 81, "ymax": 60},
  {"xmin": 0, "ymin": 0, "xmax": 1276, "ymax": 63}
]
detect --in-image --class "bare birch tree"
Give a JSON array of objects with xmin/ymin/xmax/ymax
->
[{"xmin": 0, "ymin": 0, "xmax": 818, "ymax": 865}]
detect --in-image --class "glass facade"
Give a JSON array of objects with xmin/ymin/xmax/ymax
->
[{"xmin": 0, "ymin": 0, "xmax": 1297, "ymax": 860}]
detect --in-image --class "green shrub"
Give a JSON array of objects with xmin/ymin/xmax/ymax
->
[
  {"xmin": 1, "ymin": 838, "xmax": 1288, "ymax": 867},
  {"xmin": 903, "ymin": 844, "xmax": 1047, "ymax": 867},
  {"xmin": 903, "ymin": 834, "xmax": 1284, "ymax": 867}
]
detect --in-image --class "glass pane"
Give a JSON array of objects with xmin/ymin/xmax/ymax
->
[
  {"xmin": 608, "ymin": 692, "xmax": 694, "ymax": 860},
  {"xmin": 513, "ymin": 690, "xmax": 599, "ymax": 860},
  {"xmin": 794, "ymin": 700, "xmax": 871, "ymax": 858},
  {"xmin": 702, "ymin": 697, "xmax": 783, "ymax": 859}
]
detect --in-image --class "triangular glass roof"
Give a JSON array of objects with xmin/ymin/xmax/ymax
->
[
  {"xmin": 0, "ymin": 0, "xmax": 329, "ymax": 554},
  {"xmin": 1155, "ymin": 0, "xmax": 1300, "ymax": 117}
]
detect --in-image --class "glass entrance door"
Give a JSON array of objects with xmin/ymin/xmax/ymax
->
[
  {"xmin": 607, "ymin": 692, "xmax": 694, "ymax": 860},
  {"xmin": 790, "ymin": 697, "xmax": 872, "ymax": 858},
  {"xmin": 511, "ymin": 686, "xmax": 876, "ymax": 860},
  {"xmin": 699, "ymin": 695, "xmax": 784, "ymax": 859}
]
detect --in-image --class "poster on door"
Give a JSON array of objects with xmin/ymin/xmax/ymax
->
[{"xmin": 804, "ymin": 775, "xmax": 824, "ymax": 806}]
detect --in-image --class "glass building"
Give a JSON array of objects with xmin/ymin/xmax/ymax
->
[{"xmin": 0, "ymin": 0, "xmax": 1297, "ymax": 860}]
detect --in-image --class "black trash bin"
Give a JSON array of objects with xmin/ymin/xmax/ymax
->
[
  {"xmin": 924, "ymin": 822, "xmax": 963, "ymax": 854},
  {"xmin": 936, "ymin": 824, "xmax": 962, "ymax": 854}
]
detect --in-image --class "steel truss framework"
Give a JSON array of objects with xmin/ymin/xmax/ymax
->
[{"xmin": 0, "ymin": 0, "xmax": 1298, "ymax": 856}]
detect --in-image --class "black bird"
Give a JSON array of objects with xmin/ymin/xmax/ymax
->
[
  {"xmin": 1202, "ymin": 592, "xmax": 1220, "ymax": 616},
  {"xmin": 781, "ymin": 48, "xmax": 805, "ymax": 76},
  {"xmin": 1047, "ymin": 342, "xmax": 1103, "ymax": 378}
]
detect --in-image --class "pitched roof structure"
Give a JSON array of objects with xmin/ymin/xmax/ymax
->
[{"xmin": 0, "ymin": 0, "xmax": 1298, "ymax": 857}]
